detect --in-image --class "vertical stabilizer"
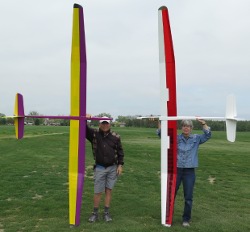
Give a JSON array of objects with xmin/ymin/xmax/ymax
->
[
  {"xmin": 226, "ymin": 119, "xmax": 237, "ymax": 142},
  {"xmin": 225, "ymin": 95, "xmax": 237, "ymax": 142},
  {"xmin": 226, "ymin": 94, "xmax": 237, "ymax": 118}
]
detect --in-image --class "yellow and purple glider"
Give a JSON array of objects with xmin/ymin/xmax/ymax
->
[{"xmin": 2, "ymin": 4, "xmax": 111, "ymax": 226}]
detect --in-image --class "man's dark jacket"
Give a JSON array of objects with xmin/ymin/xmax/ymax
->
[{"xmin": 86, "ymin": 125, "xmax": 124, "ymax": 167}]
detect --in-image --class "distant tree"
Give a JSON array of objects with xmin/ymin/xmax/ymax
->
[
  {"xmin": 34, "ymin": 118, "xmax": 40, "ymax": 125},
  {"xmin": 6, "ymin": 117, "xmax": 14, "ymax": 125},
  {"xmin": 29, "ymin": 111, "xmax": 40, "ymax": 116},
  {"xmin": 28, "ymin": 111, "xmax": 44, "ymax": 125},
  {"xmin": 246, "ymin": 121, "xmax": 250, "ymax": 131},
  {"xmin": 60, "ymin": 119, "xmax": 70, "ymax": 126},
  {"xmin": 97, "ymin": 113, "xmax": 112, "ymax": 118},
  {"xmin": 116, "ymin": 115, "xmax": 159, "ymax": 128},
  {"xmin": 0, "ymin": 113, "xmax": 6, "ymax": 125},
  {"xmin": 117, "ymin": 116, "xmax": 127, "ymax": 122},
  {"xmin": 237, "ymin": 121, "xmax": 250, "ymax": 132}
]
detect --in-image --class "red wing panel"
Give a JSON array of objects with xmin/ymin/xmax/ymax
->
[{"xmin": 161, "ymin": 6, "xmax": 177, "ymax": 226}]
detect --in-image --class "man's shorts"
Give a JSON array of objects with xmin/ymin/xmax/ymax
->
[{"xmin": 94, "ymin": 164, "xmax": 118, "ymax": 194}]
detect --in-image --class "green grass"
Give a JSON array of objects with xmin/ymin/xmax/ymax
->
[{"xmin": 0, "ymin": 126, "xmax": 249, "ymax": 232}]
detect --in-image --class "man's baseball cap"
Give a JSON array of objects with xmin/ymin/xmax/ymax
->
[{"xmin": 99, "ymin": 117, "xmax": 111, "ymax": 124}]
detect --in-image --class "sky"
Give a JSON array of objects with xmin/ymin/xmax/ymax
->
[{"xmin": 0, "ymin": 0, "xmax": 249, "ymax": 120}]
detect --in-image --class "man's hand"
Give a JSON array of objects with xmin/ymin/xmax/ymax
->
[
  {"xmin": 86, "ymin": 114, "xmax": 92, "ymax": 119},
  {"xmin": 117, "ymin": 165, "xmax": 123, "ymax": 176}
]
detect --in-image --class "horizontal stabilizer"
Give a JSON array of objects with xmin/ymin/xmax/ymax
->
[{"xmin": 14, "ymin": 93, "xmax": 25, "ymax": 139}]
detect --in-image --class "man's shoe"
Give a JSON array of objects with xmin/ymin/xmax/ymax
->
[
  {"xmin": 182, "ymin": 221, "xmax": 190, "ymax": 227},
  {"xmin": 103, "ymin": 212, "xmax": 112, "ymax": 222},
  {"xmin": 88, "ymin": 212, "xmax": 98, "ymax": 222}
]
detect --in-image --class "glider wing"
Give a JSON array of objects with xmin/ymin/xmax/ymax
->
[
  {"xmin": 158, "ymin": 6, "xmax": 177, "ymax": 227},
  {"xmin": 69, "ymin": 4, "xmax": 87, "ymax": 226}
]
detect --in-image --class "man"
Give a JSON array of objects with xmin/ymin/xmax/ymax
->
[
  {"xmin": 176, "ymin": 119, "xmax": 211, "ymax": 227},
  {"xmin": 86, "ymin": 117, "xmax": 124, "ymax": 222}
]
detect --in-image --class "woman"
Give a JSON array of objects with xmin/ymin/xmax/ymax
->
[{"xmin": 176, "ymin": 119, "xmax": 211, "ymax": 227}]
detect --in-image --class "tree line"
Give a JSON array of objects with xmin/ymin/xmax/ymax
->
[{"xmin": 1, "ymin": 112, "xmax": 250, "ymax": 132}]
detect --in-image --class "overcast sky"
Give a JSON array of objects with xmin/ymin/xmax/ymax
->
[{"xmin": 0, "ymin": 0, "xmax": 249, "ymax": 120}]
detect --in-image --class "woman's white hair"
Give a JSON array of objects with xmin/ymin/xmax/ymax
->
[{"xmin": 181, "ymin": 120, "xmax": 193, "ymax": 128}]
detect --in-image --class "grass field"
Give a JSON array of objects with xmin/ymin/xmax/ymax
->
[{"xmin": 0, "ymin": 126, "xmax": 249, "ymax": 232}]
